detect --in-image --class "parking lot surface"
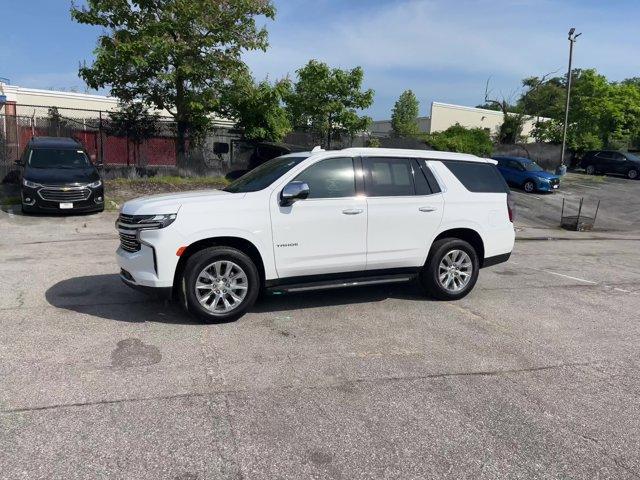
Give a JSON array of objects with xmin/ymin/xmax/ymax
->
[{"xmin": 1, "ymin": 176, "xmax": 640, "ymax": 479}]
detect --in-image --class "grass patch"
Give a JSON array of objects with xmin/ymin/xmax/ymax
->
[
  {"xmin": 0, "ymin": 196, "xmax": 21, "ymax": 206},
  {"xmin": 108, "ymin": 175, "xmax": 229, "ymax": 187}
]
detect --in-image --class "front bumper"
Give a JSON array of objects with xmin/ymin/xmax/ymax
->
[
  {"xmin": 536, "ymin": 179, "xmax": 560, "ymax": 192},
  {"xmin": 115, "ymin": 224, "xmax": 184, "ymax": 290},
  {"xmin": 22, "ymin": 185, "xmax": 104, "ymax": 212}
]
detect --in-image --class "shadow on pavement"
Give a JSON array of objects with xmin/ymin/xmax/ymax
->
[{"xmin": 46, "ymin": 274, "xmax": 427, "ymax": 324}]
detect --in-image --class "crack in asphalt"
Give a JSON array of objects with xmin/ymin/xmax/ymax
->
[{"xmin": 1, "ymin": 361, "xmax": 592, "ymax": 415}]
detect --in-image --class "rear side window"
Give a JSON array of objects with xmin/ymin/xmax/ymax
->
[
  {"xmin": 441, "ymin": 160, "xmax": 509, "ymax": 193},
  {"xmin": 294, "ymin": 157, "xmax": 355, "ymax": 199},
  {"xmin": 363, "ymin": 157, "xmax": 414, "ymax": 197}
]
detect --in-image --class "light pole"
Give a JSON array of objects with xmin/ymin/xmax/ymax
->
[{"xmin": 559, "ymin": 28, "xmax": 581, "ymax": 174}]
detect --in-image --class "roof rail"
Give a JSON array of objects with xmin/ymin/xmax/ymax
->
[{"xmin": 311, "ymin": 146, "xmax": 324, "ymax": 152}]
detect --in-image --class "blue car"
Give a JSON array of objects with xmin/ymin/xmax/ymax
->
[{"xmin": 493, "ymin": 156, "xmax": 561, "ymax": 193}]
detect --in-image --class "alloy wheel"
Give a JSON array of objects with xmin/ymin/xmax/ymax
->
[
  {"xmin": 524, "ymin": 181, "xmax": 535, "ymax": 193},
  {"xmin": 194, "ymin": 260, "xmax": 249, "ymax": 313},
  {"xmin": 438, "ymin": 249, "xmax": 473, "ymax": 293},
  {"xmin": 629, "ymin": 169, "xmax": 638, "ymax": 180}
]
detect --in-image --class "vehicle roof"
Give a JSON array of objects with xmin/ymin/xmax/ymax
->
[
  {"xmin": 316, "ymin": 147, "xmax": 488, "ymax": 163},
  {"xmin": 27, "ymin": 137, "xmax": 82, "ymax": 149},
  {"xmin": 492, "ymin": 155, "xmax": 532, "ymax": 162}
]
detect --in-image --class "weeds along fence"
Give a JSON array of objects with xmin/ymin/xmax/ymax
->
[{"xmin": 0, "ymin": 104, "xmax": 240, "ymax": 178}]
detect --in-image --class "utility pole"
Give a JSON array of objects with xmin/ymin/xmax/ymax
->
[{"xmin": 559, "ymin": 28, "xmax": 581, "ymax": 173}]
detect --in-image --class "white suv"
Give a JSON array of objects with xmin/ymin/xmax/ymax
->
[{"xmin": 116, "ymin": 148, "xmax": 515, "ymax": 322}]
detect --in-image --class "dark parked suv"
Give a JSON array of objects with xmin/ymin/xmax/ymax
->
[
  {"xmin": 17, "ymin": 137, "xmax": 104, "ymax": 213},
  {"xmin": 580, "ymin": 150, "xmax": 640, "ymax": 179}
]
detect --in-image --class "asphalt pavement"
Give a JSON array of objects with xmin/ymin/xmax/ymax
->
[{"xmin": 1, "ymin": 179, "xmax": 640, "ymax": 479}]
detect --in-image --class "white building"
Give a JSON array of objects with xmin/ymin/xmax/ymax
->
[{"xmin": 371, "ymin": 101, "xmax": 543, "ymax": 142}]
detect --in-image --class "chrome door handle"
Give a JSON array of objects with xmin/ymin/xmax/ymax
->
[
  {"xmin": 419, "ymin": 206, "xmax": 438, "ymax": 212},
  {"xmin": 342, "ymin": 208, "xmax": 364, "ymax": 215}
]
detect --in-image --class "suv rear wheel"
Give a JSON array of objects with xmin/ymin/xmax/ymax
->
[
  {"xmin": 628, "ymin": 168, "xmax": 638, "ymax": 180},
  {"xmin": 420, "ymin": 238, "xmax": 480, "ymax": 300},
  {"xmin": 181, "ymin": 246, "xmax": 260, "ymax": 322},
  {"xmin": 585, "ymin": 165, "xmax": 596, "ymax": 175}
]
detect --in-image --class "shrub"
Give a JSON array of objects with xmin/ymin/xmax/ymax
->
[{"xmin": 423, "ymin": 124, "xmax": 493, "ymax": 157}]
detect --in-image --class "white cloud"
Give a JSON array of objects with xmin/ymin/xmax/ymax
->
[{"xmin": 245, "ymin": 0, "xmax": 640, "ymax": 117}]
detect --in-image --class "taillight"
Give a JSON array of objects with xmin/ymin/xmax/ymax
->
[{"xmin": 507, "ymin": 192, "xmax": 515, "ymax": 222}]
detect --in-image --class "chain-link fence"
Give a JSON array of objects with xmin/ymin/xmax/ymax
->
[{"xmin": 0, "ymin": 104, "xmax": 244, "ymax": 177}]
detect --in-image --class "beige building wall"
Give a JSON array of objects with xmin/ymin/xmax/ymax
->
[
  {"xmin": 2, "ymin": 84, "xmax": 233, "ymax": 126},
  {"xmin": 429, "ymin": 101, "xmax": 540, "ymax": 142}
]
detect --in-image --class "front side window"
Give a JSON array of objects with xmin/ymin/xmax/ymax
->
[
  {"xmin": 29, "ymin": 148, "xmax": 91, "ymax": 169},
  {"xmin": 523, "ymin": 161, "xmax": 544, "ymax": 172},
  {"xmin": 224, "ymin": 155, "xmax": 308, "ymax": 193},
  {"xmin": 363, "ymin": 157, "xmax": 414, "ymax": 197},
  {"xmin": 293, "ymin": 157, "xmax": 355, "ymax": 199}
]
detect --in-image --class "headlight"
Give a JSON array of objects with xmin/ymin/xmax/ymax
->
[
  {"xmin": 149, "ymin": 213, "xmax": 176, "ymax": 228},
  {"xmin": 23, "ymin": 179, "xmax": 41, "ymax": 188},
  {"xmin": 87, "ymin": 180, "xmax": 102, "ymax": 189}
]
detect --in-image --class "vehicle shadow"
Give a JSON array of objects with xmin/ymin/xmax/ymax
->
[{"xmin": 45, "ymin": 274, "xmax": 426, "ymax": 324}]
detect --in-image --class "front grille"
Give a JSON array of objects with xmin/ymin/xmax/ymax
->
[
  {"xmin": 116, "ymin": 213, "xmax": 165, "ymax": 253},
  {"xmin": 119, "ymin": 231, "xmax": 140, "ymax": 253},
  {"xmin": 38, "ymin": 186, "xmax": 91, "ymax": 202}
]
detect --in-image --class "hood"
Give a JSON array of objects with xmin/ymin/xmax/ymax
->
[
  {"xmin": 533, "ymin": 170, "xmax": 560, "ymax": 180},
  {"xmin": 122, "ymin": 189, "xmax": 245, "ymax": 215},
  {"xmin": 25, "ymin": 166, "xmax": 100, "ymax": 185}
]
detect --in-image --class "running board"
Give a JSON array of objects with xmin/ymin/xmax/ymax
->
[{"xmin": 266, "ymin": 273, "xmax": 417, "ymax": 294}]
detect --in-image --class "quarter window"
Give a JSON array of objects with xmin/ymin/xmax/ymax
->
[
  {"xmin": 441, "ymin": 160, "xmax": 510, "ymax": 193},
  {"xmin": 363, "ymin": 157, "xmax": 415, "ymax": 197},
  {"xmin": 293, "ymin": 157, "xmax": 356, "ymax": 199}
]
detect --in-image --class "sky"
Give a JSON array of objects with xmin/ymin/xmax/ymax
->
[{"xmin": 1, "ymin": 0, "xmax": 640, "ymax": 119}]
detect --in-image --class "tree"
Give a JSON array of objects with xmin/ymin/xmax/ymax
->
[
  {"xmin": 286, "ymin": 60, "xmax": 374, "ymax": 148},
  {"xmin": 391, "ymin": 90, "xmax": 420, "ymax": 137},
  {"xmin": 72, "ymin": 0, "xmax": 275, "ymax": 167},
  {"xmin": 106, "ymin": 102, "xmax": 160, "ymax": 167},
  {"xmin": 226, "ymin": 76, "xmax": 292, "ymax": 142},
  {"xmin": 424, "ymin": 124, "xmax": 493, "ymax": 157}
]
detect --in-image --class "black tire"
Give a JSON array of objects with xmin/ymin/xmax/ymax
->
[
  {"xmin": 585, "ymin": 165, "xmax": 596, "ymax": 175},
  {"xmin": 181, "ymin": 246, "xmax": 260, "ymax": 323},
  {"xmin": 420, "ymin": 238, "xmax": 480, "ymax": 300},
  {"xmin": 523, "ymin": 180, "xmax": 536, "ymax": 193},
  {"xmin": 628, "ymin": 168, "xmax": 638, "ymax": 180}
]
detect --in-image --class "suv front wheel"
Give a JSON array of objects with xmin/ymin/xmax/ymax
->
[
  {"xmin": 420, "ymin": 238, "xmax": 480, "ymax": 300},
  {"xmin": 181, "ymin": 246, "xmax": 260, "ymax": 322}
]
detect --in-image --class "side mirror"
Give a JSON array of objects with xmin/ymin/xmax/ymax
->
[{"xmin": 280, "ymin": 181, "xmax": 310, "ymax": 206}]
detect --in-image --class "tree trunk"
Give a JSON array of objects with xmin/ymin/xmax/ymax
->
[{"xmin": 176, "ymin": 120, "xmax": 188, "ymax": 169}]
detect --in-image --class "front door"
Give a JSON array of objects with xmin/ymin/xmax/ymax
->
[
  {"xmin": 362, "ymin": 157, "xmax": 444, "ymax": 270},
  {"xmin": 270, "ymin": 157, "xmax": 367, "ymax": 278}
]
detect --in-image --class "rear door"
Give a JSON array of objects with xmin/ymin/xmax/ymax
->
[
  {"xmin": 595, "ymin": 151, "xmax": 613, "ymax": 172},
  {"xmin": 362, "ymin": 156, "xmax": 444, "ymax": 270}
]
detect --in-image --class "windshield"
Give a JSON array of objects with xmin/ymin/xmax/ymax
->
[
  {"xmin": 224, "ymin": 155, "xmax": 309, "ymax": 193},
  {"xmin": 523, "ymin": 161, "xmax": 544, "ymax": 172},
  {"xmin": 29, "ymin": 148, "xmax": 91, "ymax": 169},
  {"xmin": 626, "ymin": 152, "xmax": 640, "ymax": 162}
]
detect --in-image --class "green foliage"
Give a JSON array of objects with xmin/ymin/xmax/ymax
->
[
  {"xmin": 106, "ymin": 102, "xmax": 160, "ymax": 145},
  {"xmin": 367, "ymin": 137, "xmax": 381, "ymax": 147},
  {"xmin": 72, "ymin": 0, "xmax": 275, "ymax": 165},
  {"xmin": 512, "ymin": 68, "xmax": 640, "ymax": 152},
  {"xmin": 517, "ymin": 76, "xmax": 564, "ymax": 119},
  {"xmin": 286, "ymin": 60, "xmax": 374, "ymax": 148},
  {"xmin": 497, "ymin": 114, "xmax": 525, "ymax": 144},
  {"xmin": 475, "ymin": 102, "xmax": 506, "ymax": 112},
  {"xmin": 226, "ymin": 76, "xmax": 292, "ymax": 142},
  {"xmin": 391, "ymin": 90, "xmax": 420, "ymax": 137},
  {"xmin": 424, "ymin": 124, "xmax": 493, "ymax": 157}
]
